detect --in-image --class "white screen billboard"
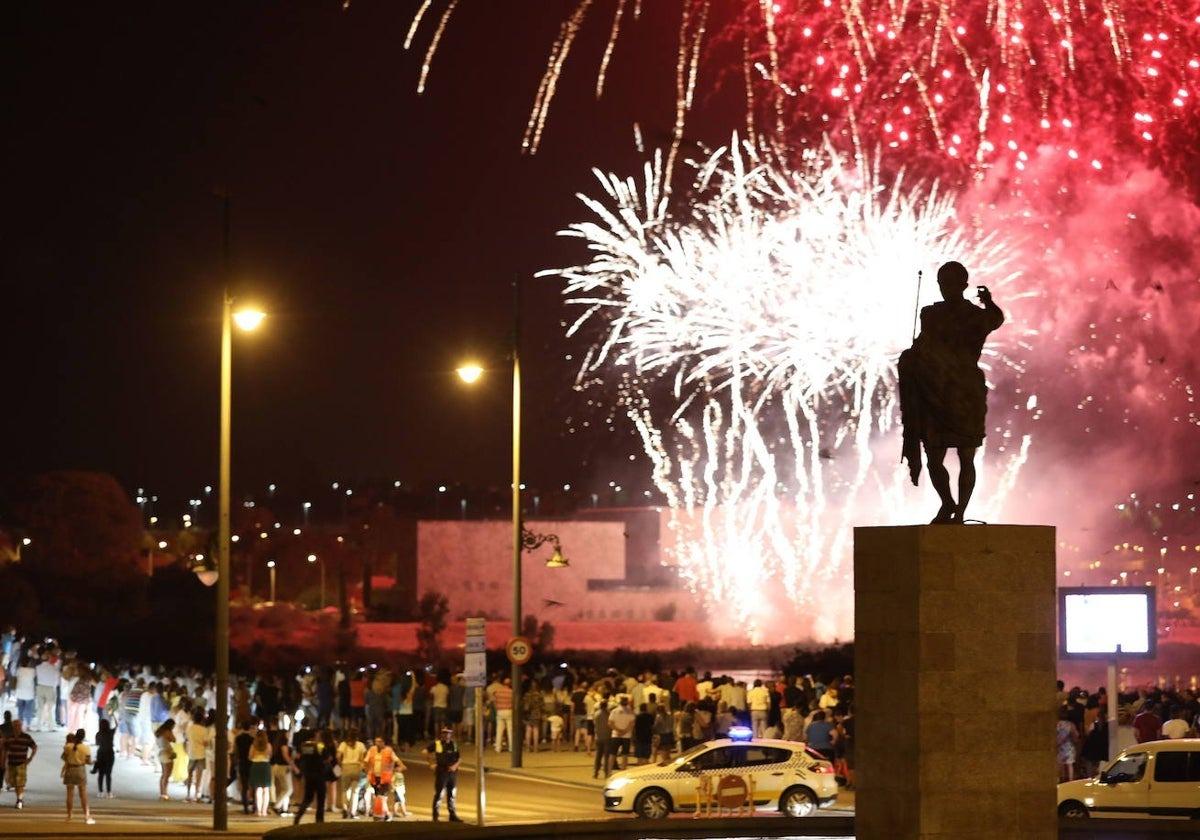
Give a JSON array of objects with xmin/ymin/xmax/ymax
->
[{"xmin": 1059, "ymin": 587, "xmax": 1156, "ymax": 659}]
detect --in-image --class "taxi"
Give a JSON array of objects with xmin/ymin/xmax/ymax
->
[
  {"xmin": 603, "ymin": 727, "xmax": 840, "ymax": 819},
  {"xmin": 1057, "ymin": 738, "xmax": 1200, "ymax": 819}
]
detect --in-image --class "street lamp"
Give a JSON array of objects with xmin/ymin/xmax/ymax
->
[
  {"xmin": 214, "ymin": 279, "xmax": 266, "ymax": 832},
  {"xmin": 308, "ymin": 554, "xmax": 324, "ymax": 609},
  {"xmin": 267, "ymin": 560, "xmax": 276, "ymax": 603},
  {"xmin": 456, "ymin": 290, "xmax": 569, "ymax": 769}
]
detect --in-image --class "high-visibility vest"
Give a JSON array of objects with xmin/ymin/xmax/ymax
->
[{"xmin": 366, "ymin": 746, "xmax": 396, "ymax": 785}]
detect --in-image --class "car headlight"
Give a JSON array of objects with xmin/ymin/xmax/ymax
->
[{"xmin": 606, "ymin": 777, "xmax": 630, "ymax": 791}]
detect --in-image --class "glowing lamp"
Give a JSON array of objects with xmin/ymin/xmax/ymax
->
[
  {"xmin": 546, "ymin": 547, "xmax": 570, "ymax": 569},
  {"xmin": 728, "ymin": 725, "xmax": 753, "ymax": 742},
  {"xmin": 456, "ymin": 363, "xmax": 484, "ymax": 384},
  {"xmin": 232, "ymin": 308, "xmax": 266, "ymax": 331}
]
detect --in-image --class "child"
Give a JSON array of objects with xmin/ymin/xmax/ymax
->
[
  {"xmin": 390, "ymin": 758, "xmax": 409, "ymax": 819},
  {"xmin": 546, "ymin": 712, "xmax": 565, "ymax": 752}
]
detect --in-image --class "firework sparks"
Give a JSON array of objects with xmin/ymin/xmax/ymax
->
[
  {"xmin": 542, "ymin": 138, "xmax": 1031, "ymax": 640},
  {"xmin": 406, "ymin": 1, "xmax": 1199, "ymax": 189}
]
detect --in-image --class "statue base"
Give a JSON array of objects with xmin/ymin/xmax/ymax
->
[{"xmin": 853, "ymin": 525, "xmax": 1057, "ymax": 839}]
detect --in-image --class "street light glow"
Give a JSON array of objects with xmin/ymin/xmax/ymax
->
[
  {"xmin": 456, "ymin": 363, "xmax": 484, "ymax": 384},
  {"xmin": 232, "ymin": 307, "xmax": 266, "ymax": 331},
  {"xmin": 307, "ymin": 554, "xmax": 317, "ymax": 563}
]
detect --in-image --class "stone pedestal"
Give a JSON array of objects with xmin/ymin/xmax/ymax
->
[{"xmin": 854, "ymin": 525, "xmax": 1058, "ymax": 840}]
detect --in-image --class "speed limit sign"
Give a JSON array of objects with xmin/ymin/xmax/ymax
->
[{"xmin": 505, "ymin": 636, "xmax": 533, "ymax": 665}]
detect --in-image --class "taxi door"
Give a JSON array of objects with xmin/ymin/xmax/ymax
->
[
  {"xmin": 1095, "ymin": 751, "xmax": 1151, "ymax": 817},
  {"xmin": 738, "ymin": 745, "xmax": 794, "ymax": 807},
  {"xmin": 1147, "ymin": 749, "xmax": 1200, "ymax": 817},
  {"xmin": 670, "ymin": 746, "xmax": 732, "ymax": 811}
]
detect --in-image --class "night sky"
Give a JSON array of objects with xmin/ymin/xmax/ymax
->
[{"xmin": 6, "ymin": 1, "xmax": 738, "ymax": 505}]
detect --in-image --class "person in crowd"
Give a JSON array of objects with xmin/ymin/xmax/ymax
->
[
  {"xmin": 1161, "ymin": 706, "xmax": 1191, "ymax": 739},
  {"xmin": 348, "ymin": 672, "xmax": 366, "ymax": 732},
  {"xmin": 5, "ymin": 720, "xmax": 36, "ymax": 809},
  {"xmin": 1056, "ymin": 707, "xmax": 1080, "ymax": 782},
  {"xmin": 269, "ymin": 727, "xmax": 294, "ymax": 817},
  {"xmin": 523, "ymin": 680, "xmax": 544, "ymax": 753},
  {"xmin": 14, "ymin": 657, "xmax": 37, "ymax": 729},
  {"xmin": 389, "ymin": 671, "xmax": 410, "ymax": 749},
  {"xmin": 492, "ymin": 677, "xmax": 513, "ymax": 753},
  {"xmin": 608, "ymin": 696, "xmax": 635, "ymax": 771},
  {"xmin": 651, "ymin": 702, "xmax": 675, "ymax": 762},
  {"xmin": 34, "ymin": 652, "xmax": 61, "ymax": 732},
  {"xmin": 1133, "ymin": 702, "xmax": 1162, "ymax": 744},
  {"xmin": 61, "ymin": 728, "xmax": 95, "ymax": 824},
  {"xmin": 364, "ymin": 733, "xmax": 404, "ymax": 820},
  {"xmin": 424, "ymin": 726, "xmax": 462, "ymax": 822},
  {"xmin": 805, "ymin": 710, "xmax": 835, "ymax": 762},
  {"xmin": 66, "ymin": 665, "xmax": 93, "ymax": 733},
  {"xmin": 154, "ymin": 719, "xmax": 176, "ymax": 800},
  {"xmin": 233, "ymin": 718, "xmax": 255, "ymax": 814},
  {"xmin": 91, "ymin": 717, "xmax": 115, "ymax": 798},
  {"xmin": 429, "ymin": 672, "xmax": 450, "ymax": 736},
  {"xmin": 632, "ymin": 702, "xmax": 654, "ymax": 765},
  {"xmin": 293, "ymin": 728, "xmax": 335, "ymax": 824},
  {"xmin": 592, "ymin": 698, "xmax": 613, "ymax": 778},
  {"xmin": 547, "ymin": 706, "xmax": 565, "ymax": 751},
  {"xmin": 248, "ymin": 729, "xmax": 273, "ymax": 817},
  {"xmin": 184, "ymin": 708, "xmax": 210, "ymax": 803},
  {"xmin": 746, "ymin": 679, "xmax": 771, "ymax": 738},
  {"xmin": 336, "ymin": 728, "xmax": 367, "ymax": 819}
]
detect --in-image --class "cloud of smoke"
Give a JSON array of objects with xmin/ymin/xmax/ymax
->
[{"xmin": 967, "ymin": 152, "xmax": 1200, "ymax": 557}]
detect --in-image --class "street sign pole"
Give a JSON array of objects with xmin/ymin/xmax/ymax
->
[
  {"xmin": 475, "ymin": 686, "xmax": 485, "ymax": 826},
  {"xmin": 464, "ymin": 617, "xmax": 487, "ymax": 826}
]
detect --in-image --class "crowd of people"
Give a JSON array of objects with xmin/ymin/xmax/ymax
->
[
  {"xmin": 4, "ymin": 626, "xmax": 1199, "ymax": 826},
  {"xmin": 1053, "ymin": 679, "xmax": 1200, "ymax": 782}
]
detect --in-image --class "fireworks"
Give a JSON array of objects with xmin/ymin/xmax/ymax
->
[
  {"xmin": 542, "ymin": 138, "xmax": 1031, "ymax": 640},
  {"xmin": 400, "ymin": 1, "xmax": 1200, "ymax": 640},
  {"xmin": 405, "ymin": 1, "xmax": 1200, "ymax": 190}
]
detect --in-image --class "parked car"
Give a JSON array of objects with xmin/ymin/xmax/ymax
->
[
  {"xmin": 1057, "ymin": 738, "xmax": 1200, "ymax": 819},
  {"xmin": 603, "ymin": 729, "xmax": 839, "ymax": 819}
]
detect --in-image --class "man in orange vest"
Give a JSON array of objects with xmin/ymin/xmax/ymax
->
[{"xmin": 364, "ymin": 735, "xmax": 407, "ymax": 820}]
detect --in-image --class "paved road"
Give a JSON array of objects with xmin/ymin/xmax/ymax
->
[{"xmin": 0, "ymin": 724, "xmax": 608, "ymax": 836}]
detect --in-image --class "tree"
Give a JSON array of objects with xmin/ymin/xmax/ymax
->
[
  {"xmin": 415, "ymin": 590, "xmax": 449, "ymax": 663},
  {"xmin": 8, "ymin": 472, "xmax": 147, "ymax": 651}
]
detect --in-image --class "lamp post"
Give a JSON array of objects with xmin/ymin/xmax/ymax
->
[
  {"xmin": 308, "ymin": 554, "xmax": 324, "ymax": 608},
  {"xmin": 267, "ymin": 560, "xmax": 276, "ymax": 603},
  {"xmin": 213, "ymin": 204, "xmax": 266, "ymax": 829},
  {"xmin": 455, "ymin": 279, "xmax": 569, "ymax": 769}
]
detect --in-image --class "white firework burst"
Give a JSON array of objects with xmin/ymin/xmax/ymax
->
[{"xmin": 542, "ymin": 137, "xmax": 1031, "ymax": 642}]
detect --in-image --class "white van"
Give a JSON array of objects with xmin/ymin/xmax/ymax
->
[{"xmin": 1057, "ymin": 738, "xmax": 1200, "ymax": 819}]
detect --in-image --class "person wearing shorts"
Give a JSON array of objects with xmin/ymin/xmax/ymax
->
[
  {"xmin": 61, "ymin": 729, "xmax": 94, "ymax": 824},
  {"xmin": 5, "ymin": 721, "xmax": 37, "ymax": 809},
  {"xmin": 184, "ymin": 709, "xmax": 210, "ymax": 802}
]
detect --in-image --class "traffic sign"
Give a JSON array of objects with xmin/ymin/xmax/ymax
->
[
  {"xmin": 464, "ymin": 618, "xmax": 487, "ymax": 688},
  {"xmin": 505, "ymin": 635, "xmax": 532, "ymax": 665},
  {"xmin": 465, "ymin": 617, "xmax": 486, "ymax": 654}
]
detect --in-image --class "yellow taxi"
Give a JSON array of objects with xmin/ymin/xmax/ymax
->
[
  {"xmin": 1057, "ymin": 738, "xmax": 1200, "ymax": 819},
  {"xmin": 603, "ymin": 728, "xmax": 840, "ymax": 819}
]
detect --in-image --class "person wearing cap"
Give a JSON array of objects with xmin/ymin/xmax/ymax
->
[{"xmin": 424, "ymin": 726, "xmax": 461, "ymax": 822}]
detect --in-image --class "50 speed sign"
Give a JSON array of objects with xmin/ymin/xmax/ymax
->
[{"xmin": 505, "ymin": 636, "xmax": 533, "ymax": 665}]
